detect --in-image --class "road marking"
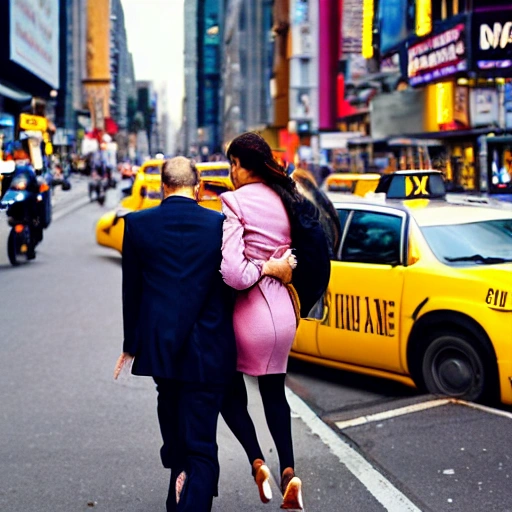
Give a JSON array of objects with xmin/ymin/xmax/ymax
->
[
  {"xmin": 285, "ymin": 388, "xmax": 422, "ymax": 512},
  {"xmin": 333, "ymin": 398, "xmax": 512, "ymax": 431},
  {"xmin": 454, "ymin": 399, "xmax": 512, "ymax": 420},
  {"xmin": 334, "ymin": 398, "xmax": 451, "ymax": 430}
]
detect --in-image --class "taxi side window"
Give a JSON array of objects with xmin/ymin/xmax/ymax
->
[
  {"xmin": 341, "ymin": 211, "xmax": 402, "ymax": 265},
  {"xmin": 337, "ymin": 209, "xmax": 350, "ymax": 233}
]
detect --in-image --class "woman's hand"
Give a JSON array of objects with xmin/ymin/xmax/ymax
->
[{"xmin": 262, "ymin": 250, "xmax": 297, "ymax": 284}]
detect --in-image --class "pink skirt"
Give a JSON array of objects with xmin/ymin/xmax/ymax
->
[{"xmin": 233, "ymin": 276, "xmax": 297, "ymax": 376}]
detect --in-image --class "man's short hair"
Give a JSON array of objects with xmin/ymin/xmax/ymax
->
[{"xmin": 161, "ymin": 157, "xmax": 199, "ymax": 189}]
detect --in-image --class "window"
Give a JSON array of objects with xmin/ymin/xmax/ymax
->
[
  {"xmin": 144, "ymin": 165, "xmax": 161, "ymax": 175},
  {"xmin": 421, "ymin": 219, "xmax": 512, "ymax": 265},
  {"xmin": 337, "ymin": 209, "xmax": 350, "ymax": 234},
  {"xmin": 341, "ymin": 211, "xmax": 403, "ymax": 265}
]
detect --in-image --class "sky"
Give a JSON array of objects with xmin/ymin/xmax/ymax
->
[{"xmin": 121, "ymin": 0, "xmax": 184, "ymax": 128}]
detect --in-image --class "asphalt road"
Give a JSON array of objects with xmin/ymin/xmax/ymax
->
[{"xmin": 0, "ymin": 191, "xmax": 511, "ymax": 512}]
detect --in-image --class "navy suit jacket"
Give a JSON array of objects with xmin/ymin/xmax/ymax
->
[{"xmin": 122, "ymin": 195, "xmax": 236, "ymax": 384}]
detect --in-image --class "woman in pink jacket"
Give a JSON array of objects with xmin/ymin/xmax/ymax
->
[{"xmin": 220, "ymin": 132, "xmax": 303, "ymax": 510}]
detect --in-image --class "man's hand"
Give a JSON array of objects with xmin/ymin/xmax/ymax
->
[
  {"xmin": 262, "ymin": 250, "xmax": 297, "ymax": 284},
  {"xmin": 114, "ymin": 352, "xmax": 134, "ymax": 380}
]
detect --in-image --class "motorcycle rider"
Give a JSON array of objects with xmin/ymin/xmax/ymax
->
[{"xmin": 7, "ymin": 163, "xmax": 43, "ymax": 259}]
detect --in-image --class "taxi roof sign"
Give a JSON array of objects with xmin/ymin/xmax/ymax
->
[
  {"xmin": 326, "ymin": 173, "xmax": 381, "ymax": 192},
  {"xmin": 375, "ymin": 170, "xmax": 446, "ymax": 199}
]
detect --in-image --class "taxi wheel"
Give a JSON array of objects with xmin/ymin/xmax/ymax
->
[{"xmin": 421, "ymin": 333, "xmax": 488, "ymax": 402}]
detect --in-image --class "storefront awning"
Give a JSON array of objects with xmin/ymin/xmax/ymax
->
[
  {"xmin": 411, "ymin": 127, "xmax": 508, "ymax": 140},
  {"xmin": 0, "ymin": 81, "xmax": 31, "ymax": 102}
]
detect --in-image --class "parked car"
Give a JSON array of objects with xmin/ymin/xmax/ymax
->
[{"xmin": 292, "ymin": 170, "xmax": 512, "ymax": 405}]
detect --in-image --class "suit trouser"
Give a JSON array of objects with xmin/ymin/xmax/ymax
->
[{"xmin": 154, "ymin": 378, "xmax": 225, "ymax": 512}]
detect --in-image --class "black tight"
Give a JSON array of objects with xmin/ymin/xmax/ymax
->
[{"xmin": 221, "ymin": 372, "xmax": 294, "ymax": 474}]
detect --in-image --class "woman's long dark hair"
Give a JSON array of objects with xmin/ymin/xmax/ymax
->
[{"xmin": 226, "ymin": 132, "xmax": 303, "ymax": 218}]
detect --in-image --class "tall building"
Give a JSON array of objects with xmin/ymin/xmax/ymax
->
[
  {"xmin": 110, "ymin": 0, "xmax": 136, "ymax": 158},
  {"xmin": 183, "ymin": 0, "xmax": 199, "ymax": 156},
  {"xmin": 287, "ymin": 0, "xmax": 320, "ymax": 165},
  {"xmin": 83, "ymin": 0, "xmax": 111, "ymax": 132},
  {"xmin": 222, "ymin": 0, "xmax": 275, "ymax": 147},
  {"xmin": 110, "ymin": 0, "xmax": 136, "ymax": 132},
  {"xmin": 136, "ymin": 80, "xmax": 157, "ymax": 158},
  {"xmin": 181, "ymin": 0, "xmax": 224, "ymax": 157},
  {"xmin": 55, "ymin": 0, "xmax": 75, "ymax": 137}
]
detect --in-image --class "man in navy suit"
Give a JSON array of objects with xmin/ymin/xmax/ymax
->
[{"xmin": 114, "ymin": 156, "xmax": 237, "ymax": 511}]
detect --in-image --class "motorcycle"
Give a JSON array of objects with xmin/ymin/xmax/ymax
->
[
  {"xmin": 0, "ymin": 164, "xmax": 51, "ymax": 265},
  {"xmin": 88, "ymin": 169, "xmax": 107, "ymax": 206}
]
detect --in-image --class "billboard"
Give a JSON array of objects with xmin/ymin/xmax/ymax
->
[
  {"xmin": 342, "ymin": 0, "xmax": 363, "ymax": 54},
  {"xmin": 379, "ymin": 0, "xmax": 413, "ymax": 55},
  {"xmin": 9, "ymin": 0, "xmax": 60, "ymax": 89},
  {"xmin": 408, "ymin": 23, "xmax": 467, "ymax": 86},
  {"xmin": 470, "ymin": 89, "xmax": 499, "ymax": 127},
  {"xmin": 471, "ymin": 11, "xmax": 512, "ymax": 75}
]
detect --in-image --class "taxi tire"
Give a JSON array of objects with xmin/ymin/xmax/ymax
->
[{"xmin": 421, "ymin": 332, "xmax": 491, "ymax": 403}]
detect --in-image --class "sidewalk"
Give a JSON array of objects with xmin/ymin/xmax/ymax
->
[{"xmin": 212, "ymin": 377, "xmax": 391, "ymax": 512}]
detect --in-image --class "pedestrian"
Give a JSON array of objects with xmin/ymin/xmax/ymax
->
[
  {"xmin": 113, "ymin": 156, "xmax": 237, "ymax": 512},
  {"xmin": 220, "ymin": 132, "xmax": 305, "ymax": 510}
]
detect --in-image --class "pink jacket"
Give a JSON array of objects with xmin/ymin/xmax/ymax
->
[{"xmin": 220, "ymin": 182, "xmax": 296, "ymax": 375}]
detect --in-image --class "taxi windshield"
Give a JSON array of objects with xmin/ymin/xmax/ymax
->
[
  {"xmin": 144, "ymin": 165, "xmax": 161, "ymax": 175},
  {"xmin": 422, "ymin": 219, "xmax": 512, "ymax": 265},
  {"xmin": 199, "ymin": 169, "xmax": 230, "ymax": 177}
]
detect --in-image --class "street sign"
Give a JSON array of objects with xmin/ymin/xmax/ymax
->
[{"xmin": 19, "ymin": 113, "xmax": 48, "ymax": 133}]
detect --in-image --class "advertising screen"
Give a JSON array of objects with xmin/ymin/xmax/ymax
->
[
  {"xmin": 9, "ymin": 0, "xmax": 60, "ymax": 89},
  {"xmin": 408, "ymin": 23, "xmax": 467, "ymax": 86},
  {"xmin": 379, "ymin": 0, "xmax": 413, "ymax": 55},
  {"xmin": 471, "ymin": 11, "xmax": 512, "ymax": 75}
]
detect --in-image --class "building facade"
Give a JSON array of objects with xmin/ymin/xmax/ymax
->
[
  {"xmin": 183, "ymin": 0, "xmax": 199, "ymax": 156},
  {"xmin": 222, "ymin": 0, "xmax": 278, "ymax": 148},
  {"xmin": 0, "ymin": 0, "xmax": 60, "ymax": 147},
  {"xmin": 364, "ymin": 0, "xmax": 512, "ymax": 192}
]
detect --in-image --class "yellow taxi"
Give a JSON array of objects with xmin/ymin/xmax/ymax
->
[
  {"xmin": 196, "ymin": 161, "xmax": 233, "ymax": 192},
  {"xmin": 324, "ymin": 173, "xmax": 381, "ymax": 197},
  {"xmin": 96, "ymin": 159, "xmax": 234, "ymax": 253},
  {"xmin": 292, "ymin": 170, "xmax": 512, "ymax": 405},
  {"xmin": 196, "ymin": 161, "xmax": 230, "ymax": 178}
]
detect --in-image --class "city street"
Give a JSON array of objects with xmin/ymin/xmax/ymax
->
[{"xmin": 0, "ymin": 193, "xmax": 511, "ymax": 512}]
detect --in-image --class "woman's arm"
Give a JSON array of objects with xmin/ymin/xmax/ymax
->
[{"xmin": 220, "ymin": 196, "xmax": 263, "ymax": 290}]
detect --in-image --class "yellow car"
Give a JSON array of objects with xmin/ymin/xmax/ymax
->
[
  {"xmin": 96, "ymin": 160, "xmax": 234, "ymax": 253},
  {"xmin": 292, "ymin": 170, "xmax": 512, "ymax": 405},
  {"xmin": 324, "ymin": 173, "xmax": 381, "ymax": 197},
  {"xmin": 196, "ymin": 161, "xmax": 230, "ymax": 178}
]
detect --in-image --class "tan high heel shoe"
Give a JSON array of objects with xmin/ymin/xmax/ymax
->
[
  {"xmin": 252, "ymin": 458, "xmax": 273, "ymax": 504},
  {"xmin": 280, "ymin": 467, "xmax": 303, "ymax": 510}
]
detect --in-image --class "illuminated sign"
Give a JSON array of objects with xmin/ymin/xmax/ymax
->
[
  {"xmin": 408, "ymin": 23, "xmax": 466, "ymax": 86},
  {"xmin": 19, "ymin": 113, "xmax": 48, "ymax": 132},
  {"xmin": 342, "ymin": 0, "xmax": 363, "ymax": 54},
  {"xmin": 378, "ymin": 0, "xmax": 411, "ymax": 54},
  {"xmin": 416, "ymin": 0, "xmax": 432, "ymax": 37},
  {"xmin": 472, "ymin": 13, "xmax": 512, "ymax": 74},
  {"xmin": 375, "ymin": 171, "xmax": 446, "ymax": 199},
  {"xmin": 435, "ymin": 82, "xmax": 454, "ymax": 126},
  {"xmin": 362, "ymin": 0, "xmax": 374, "ymax": 59}
]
